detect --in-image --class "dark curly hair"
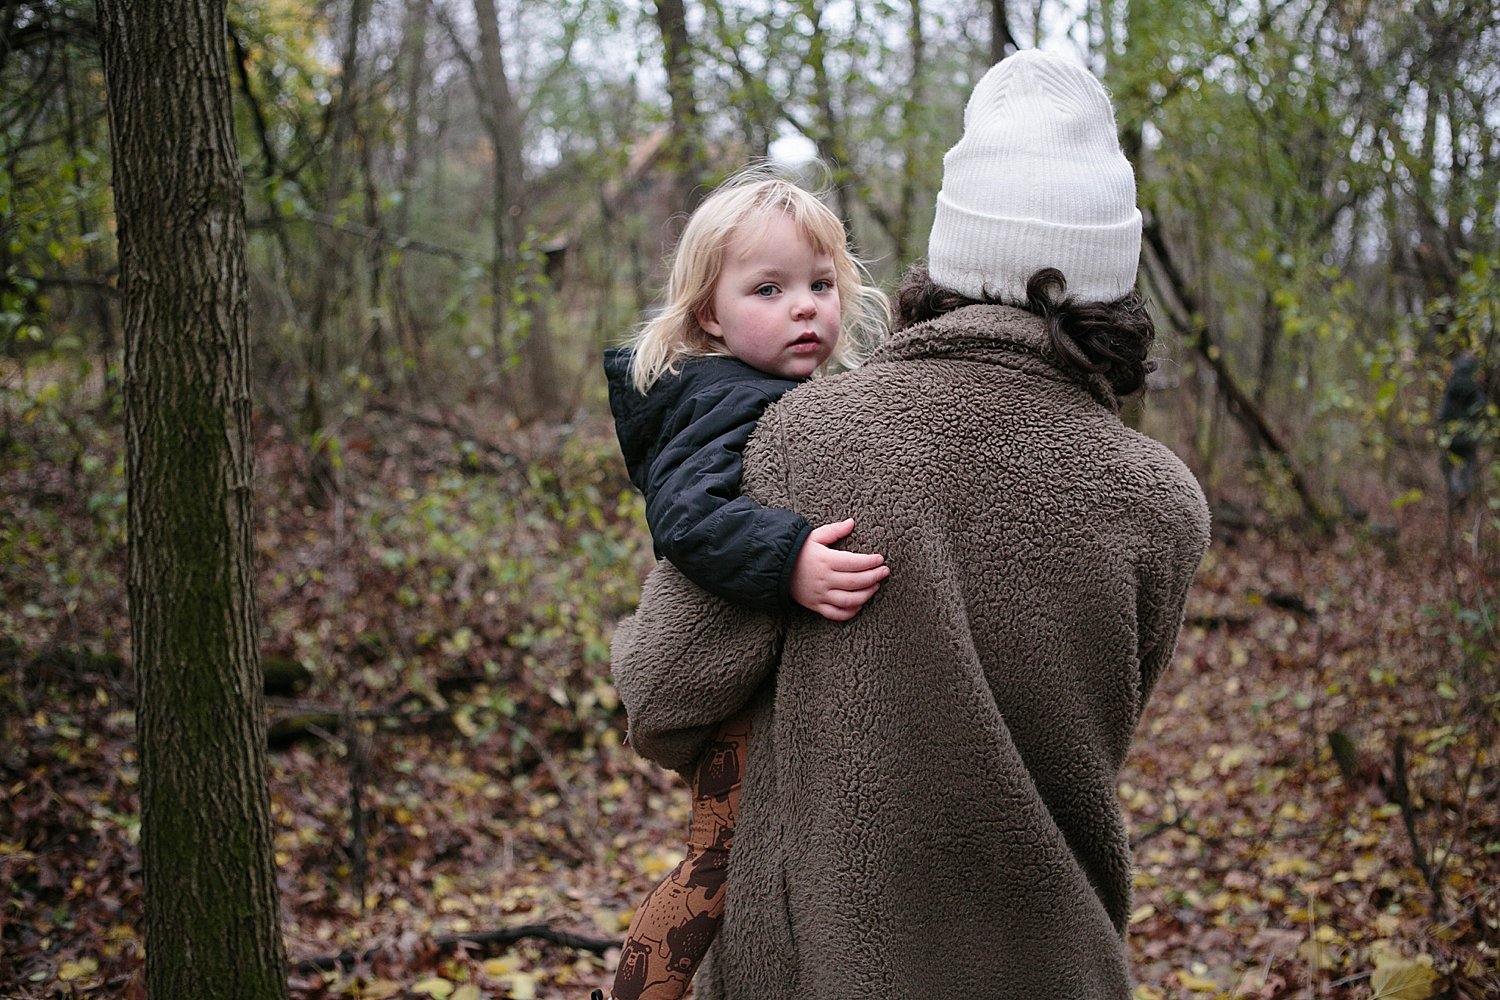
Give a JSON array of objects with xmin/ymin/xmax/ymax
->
[{"xmin": 893, "ymin": 263, "xmax": 1156, "ymax": 398}]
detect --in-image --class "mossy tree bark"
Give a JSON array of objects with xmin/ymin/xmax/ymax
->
[{"xmin": 97, "ymin": 0, "xmax": 289, "ymax": 995}]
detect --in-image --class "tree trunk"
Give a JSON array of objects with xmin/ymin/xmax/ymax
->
[
  {"xmin": 1143, "ymin": 219, "xmax": 1333, "ymax": 531},
  {"xmin": 1255, "ymin": 284, "xmax": 1281, "ymax": 408},
  {"xmin": 991, "ymin": 0, "xmax": 1017, "ymax": 62},
  {"xmin": 300, "ymin": 0, "xmax": 371, "ymax": 507},
  {"xmin": 60, "ymin": 42, "xmax": 117, "ymax": 356},
  {"xmin": 892, "ymin": 0, "xmax": 926, "ymax": 262},
  {"xmin": 392, "ymin": 0, "xmax": 430, "ymax": 402},
  {"xmin": 470, "ymin": 0, "xmax": 518, "ymax": 394},
  {"xmin": 359, "ymin": 133, "xmax": 391, "ymax": 394},
  {"xmin": 803, "ymin": 1, "xmax": 857, "ymax": 238},
  {"xmin": 653, "ymin": 0, "xmax": 707, "ymax": 216},
  {"xmin": 96, "ymin": 1, "xmax": 289, "ymax": 996},
  {"xmin": 472, "ymin": 0, "xmax": 561, "ymax": 420}
]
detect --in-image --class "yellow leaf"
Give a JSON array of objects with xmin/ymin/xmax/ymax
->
[
  {"xmin": 1129, "ymin": 904, "xmax": 1156, "ymax": 925},
  {"xmin": 360, "ymin": 979, "xmax": 403, "ymax": 999},
  {"xmin": 503, "ymin": 972, "xmax": 538, "ymax": 1000},
  {"xmin": 1276, "ymin": 803, "xmax": 1311, "ymax": 822},
  {"xmin": 1267, "ymin": 856, "xmax": 1315, "ymax": 877},
  {"xmin": 452, "ymin": 710, "xmax": 479, "ymax": 738},
  {"xmin": 58, "ymin": 958, "xmax": 98, "ymax": 981},
  {"xmin": 1370, "ymin": 953, "xmax": 1441, "ymax": 1000},
  {"xmin": 483, "ymin": 957, "xmax": 518, "ymax": 976},
  {"xmin": 453, "ymin": 986, "xmax": 482, "ymax": 1000},
  {"xmin": 411, "ymin": 977, "xmax": 454, "ymax": 998},
  {"xmin": 1133, "ymin": 986, "xmax": 1165, "ymax": 1000},
  {"xmin": 1176, "ymin": 970, "xmax": 1219, "ymax": 992},
  {"xmin": 642, "ymin": 848, "xmax": 684, "ymax": 878},
  {"xmin": 1298, "ymin": 936, "xmax": 1341, "ymax": 971},
  {"xmin": 1217, "ymin": 744, "xmax": 1253, "ymax": 773}
]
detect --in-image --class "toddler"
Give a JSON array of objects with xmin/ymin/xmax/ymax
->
[{"xmin": 597, "ymin": 170, "xmax": 891, "ymax": 1000}]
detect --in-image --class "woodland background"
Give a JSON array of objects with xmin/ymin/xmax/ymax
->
[{"xmin": 2, "ymin": 0, "xmax": 1498, "ymax": 997}]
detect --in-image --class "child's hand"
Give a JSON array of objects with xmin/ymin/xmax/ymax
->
[{"xmin": 790, "ymin": 518, "xmax": 889, "ymax": 622}]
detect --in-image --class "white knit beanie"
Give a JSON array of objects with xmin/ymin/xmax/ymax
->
[{"xmin": 928, "ymin": 49, "xmax": 1142, "ymax": 304}]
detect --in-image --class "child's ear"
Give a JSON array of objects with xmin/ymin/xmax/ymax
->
[{"xmin": 696, "ymin": 303, "xmax": 725, "ymax": 340}]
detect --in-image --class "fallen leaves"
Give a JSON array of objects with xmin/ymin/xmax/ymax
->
[
  {"xmin": 1122, "ymin": 529, "xmax": 1498, "ymax": 999},
  {"xmin": 4, "ymin": 419, "xmax": 1496, "ymax": 998},
  {"xmin": 1368, "ymin": 948, "xmax": 1443, "ymax": 1000},
  {"xmin": 56, "ymin": 957, "xmax": 98, "ymax": 981}
]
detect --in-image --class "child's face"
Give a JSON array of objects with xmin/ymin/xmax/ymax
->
[{"xmin": 697, "ymin": 213, "xmax": 841, "ymax": 380}]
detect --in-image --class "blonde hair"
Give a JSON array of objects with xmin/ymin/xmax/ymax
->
[{"xmin": 627, "ymin": 166, "xmax": 891, "ymax": 393}]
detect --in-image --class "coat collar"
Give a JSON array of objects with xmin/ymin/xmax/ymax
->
[{"xmin": 868, "ymin": 304, "xmax": 1120, "ymax": 412}]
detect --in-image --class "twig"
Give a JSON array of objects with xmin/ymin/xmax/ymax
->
[
  {"xmin": 1425, "ymin": 734, "xmax": 1484, "ymax": 912},
  {"xmin": 1389, "ymin": 733, "xmax": 1445, "ymax": 917},
  {"xmin": 1141, "ymin": 218, "xmax": 1333, "ymax": 531},
  {"xmin": 364, "ymin": 396, "xmax": 524, "ymax": 478},
  {"xmin": 1131, "ymin": 809, "xmax": 1190, "ymax": 847},
  {"xmin": 1327, "ymin": 970, "xmax": 1373, "ymax": 989},
  {"xmin": 294, "ymin": 921, "xmax": 618, "ymax": 973},
  {"xmin": 1185, "ymin": 613, "xmax": 1253, "ymax": 629},
  {"xmin": 344, "ymin": 699, "xmax": 370, "ymax": 918},
  {"xmin": 436, "ymin": 924, "xmax": 616, "ymax": 953},
  {"xmin": 267, "ymin": 691, "xmax": 594, "ymax": 860},
  {"xmin": 248, "ymin": 210, "xmax": 483, "ymax": 264},
  {"xmin": 492, "ymin": 712, "xmax": 594, "ymax": 859}
]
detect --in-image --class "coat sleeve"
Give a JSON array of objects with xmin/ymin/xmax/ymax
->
[
  {"xmin": 611, "ymin": 563, "xmax": 783, "ymax": 775},
  {"xmin": 611, "ymin": 402, "xmax": 799, "ymax": 774},
  {"xmin": 646, "ymin": 383, "xmax": 812, "ymax": 612},
  {"xmin": 1134, "ymin": 477, "xmax": 1211, "ymax": 712}
]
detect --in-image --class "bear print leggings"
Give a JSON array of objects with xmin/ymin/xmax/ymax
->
[{"xmin": 607, "ymin": 713, "xmax": 750, "ymax": 1000}]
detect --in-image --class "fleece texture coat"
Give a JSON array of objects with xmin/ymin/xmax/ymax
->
[
  {"xmin": 611, "ymin": 304, "xmax": 1211, "ymax": 1000},
  {"xmin": 603, "ymin": 348, "xmax": 814, "ymax": 612}
]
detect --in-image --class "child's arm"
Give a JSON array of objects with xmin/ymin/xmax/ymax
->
[
  {"xmin": 646, "ymin": 380, "xmax": 886, "ymax": 617},
  {"xmin": 790, "ymin": 518, "xmax": 889, "ymax": 621}
]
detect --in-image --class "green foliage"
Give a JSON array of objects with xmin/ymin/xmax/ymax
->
[
  {"xmin": 0, "ymin": 361, "xmax": 127, "ymax": 653},
  {"xmin": 2, "ymin": 0, "xmax": 1494, "ymax": 504},
  {"xmin": 0, "ymin": 30, "xmax": 114, "ymax": 356},
  {"xmin": 1364, "ymin": 251, "xmax": 1500, "ymax": 483},
  {"xmin": 1102, "ymin": 0, "xmax": 1500, "ymax": 515}
]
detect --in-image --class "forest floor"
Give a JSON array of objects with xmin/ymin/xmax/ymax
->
[{"xmin": 2, "ymin": 399, "xmax": 1497, "ymax": 999}]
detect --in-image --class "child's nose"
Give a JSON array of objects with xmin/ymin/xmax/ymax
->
[{"xmin": 790, "ymin": 292, "xmax": 817, "ymax": 319}]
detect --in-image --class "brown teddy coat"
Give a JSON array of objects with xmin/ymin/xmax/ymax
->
[{"xmin": 611, "ymin": 304, "xmax": 1210, "ymax": 999}]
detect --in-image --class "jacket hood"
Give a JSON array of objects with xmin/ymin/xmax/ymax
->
[
  {"xmin": 603, "ymin": 348, "xmax": 667, "ymax": 492},
  {"xmin": 871, "ymin": 304, "xmax": 1119, "ymax": 412}
]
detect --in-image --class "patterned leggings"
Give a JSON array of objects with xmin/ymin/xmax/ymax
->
[{"xmin": 610, "ymin": 713, "xmax": 750, "ymax": 1000}]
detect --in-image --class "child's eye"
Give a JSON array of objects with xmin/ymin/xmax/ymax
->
[
  {"xmin": 812, "ymin": 279, "xmax": 834, "ymax": 293},
  {"xmin": 755, "ymin": 284, "xmax": 779, "ymax": 296}
]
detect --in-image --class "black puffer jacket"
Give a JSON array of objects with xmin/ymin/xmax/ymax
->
[{"xmin": 604, "ymin": 348, "xmax": 813, "ymax": 612}]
